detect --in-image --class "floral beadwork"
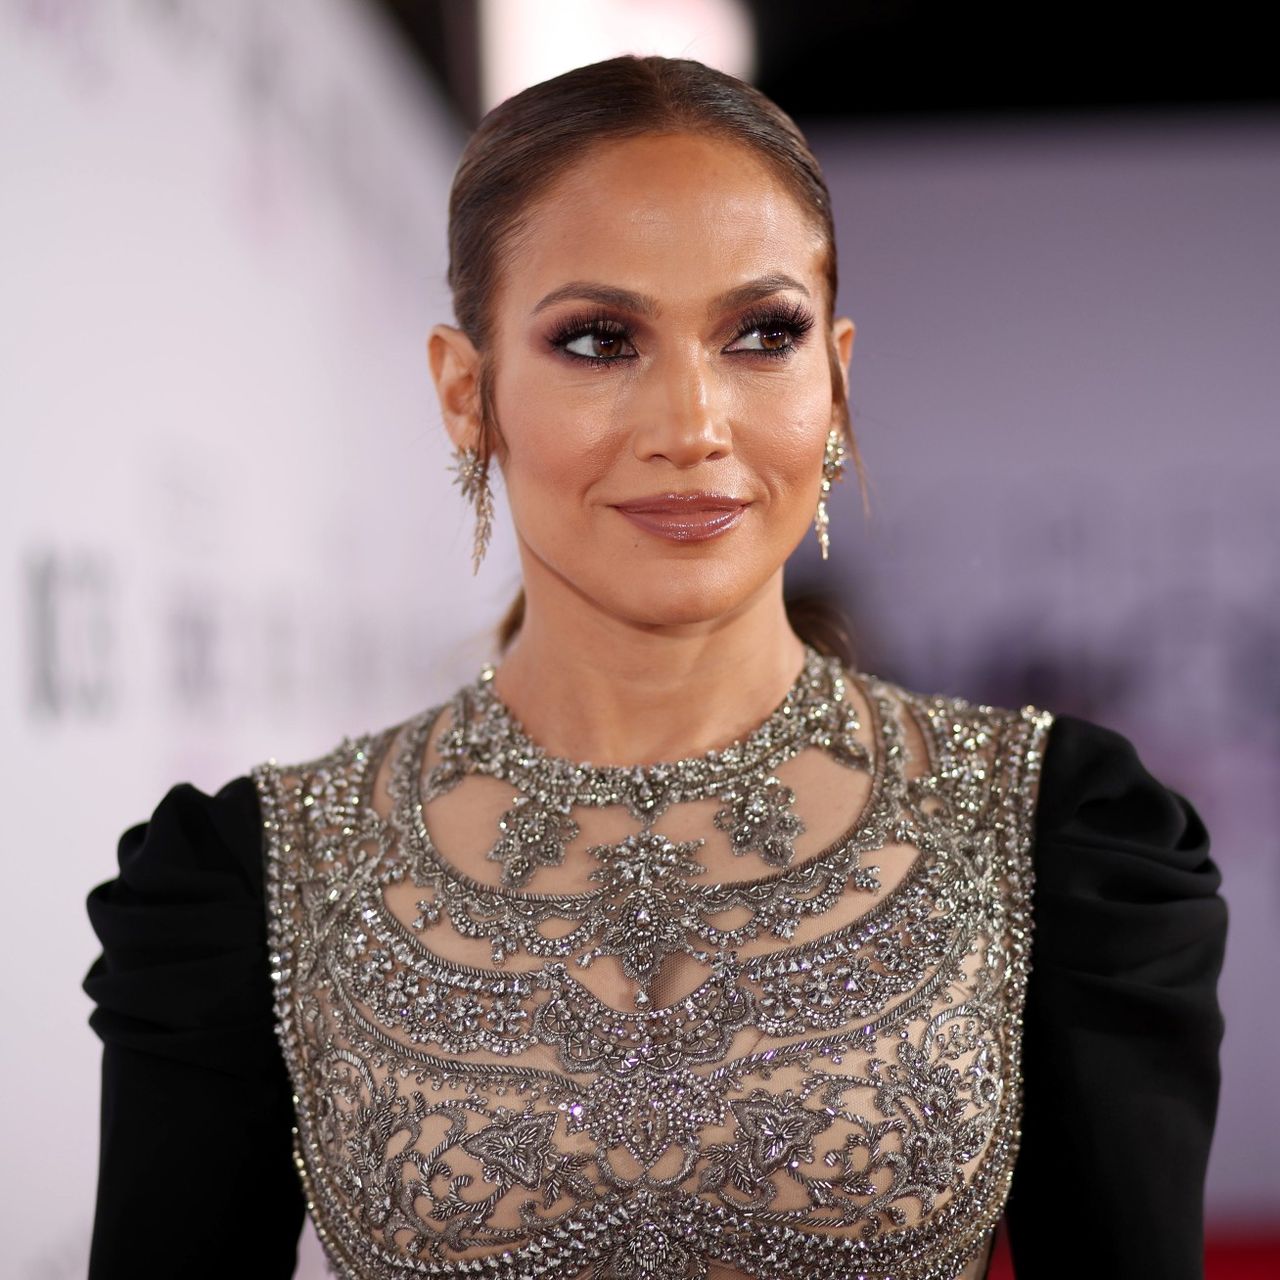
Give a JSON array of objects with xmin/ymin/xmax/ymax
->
[{"xmin": 254, "ymin": 650, "xmax": 1052, "ymax": 1279}]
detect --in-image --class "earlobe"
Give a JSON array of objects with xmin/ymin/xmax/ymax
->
[{"xmin": 427, "ymin": 324, "xmax": 483, "ymax": 450}]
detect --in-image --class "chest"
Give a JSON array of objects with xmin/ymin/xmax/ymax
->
[{"xmin": 256, "ymin": 670, "xmax": 1050, "ymax": 1279}]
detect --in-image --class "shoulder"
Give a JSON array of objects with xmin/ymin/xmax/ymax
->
[
  {"xmin": 1023, "ymin": 711, "xmax": 1228, "ymax": 975},
  {"xmin": 859, "ymin": 670, "xmax": 1055, "ymax": 818},
  {"xmin": 249, "ymin": 710, "xmax": 436, "ymax": 892},
  {"xmin": 1033, "ymin": 712, "xmax": 1212, "ymax": 869},
  {"xmin": 864, "ymin": 669, "xmax": 1053, "ymax": 754},
  {"xmin": 86, "ymin": 706, "xmax": 411, "ymax": 946},
  {"xmin": 83, "ymin": 775, "xmax": 279, "ymax": 1074},
  {"xmin": 249, "ymin": 715, "xmax": 411, "ymax": 824},
  {"xmin": 863, "ymin": 672, "xmax": 1215, "ymax": 870},
  {"xmin": 90, "ymin": 774, "xmax": 265, "ymax": 909},
  {"xmin": 861, "ymin": 674, "xmax": 1224, "ymax": 914}
]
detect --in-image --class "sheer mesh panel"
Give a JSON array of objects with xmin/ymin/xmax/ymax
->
[{"xmin": 256, "ymin": 653, "xmax": 1051, "ymax": 1280}]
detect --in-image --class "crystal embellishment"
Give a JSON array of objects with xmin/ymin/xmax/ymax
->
[
  {"xmin": 713, "ymin": 776, "xmax": 805, "ymax": 867},
  {"xmin": 398, "ymin": 651, "xmax": 885, "ymax": 972},
  {"xmin": 253, "ymin": 651, "xmax": 1055, "ymax": 1280},
  {"xmin": 426, "ymin": 646, "xmax": 863, "ymax": 837},
  {"xmin": 585, "ymin": 829, "xmax": 707, "ymax": 984}
]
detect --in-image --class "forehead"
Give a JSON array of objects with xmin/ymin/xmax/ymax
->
[{"xmin": 504, "ymin": 132, "xmax": 828, "ymax": 312}]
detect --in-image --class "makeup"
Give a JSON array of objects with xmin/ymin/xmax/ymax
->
[{"xmin": 611, "ymin": 492, "xmax": 748, "ymax": 542}]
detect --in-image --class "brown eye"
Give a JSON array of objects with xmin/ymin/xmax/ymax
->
[
  {"xmin": 562, "ymin": 328, "xmax": 634, "ymax": 360},
  {"xmin": 727, "ymin": 325, "xmax": 795, "ymax": 354},
  {"xmin": 724, "ymin": 302, "xmax": 814, "ymax": 357}
]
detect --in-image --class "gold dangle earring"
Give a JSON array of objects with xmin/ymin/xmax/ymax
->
[
  {"xmin": 814, "ymin": 426, "xmax": 848, "ymax": 561},
  {"xmin": 450, "ymin": 444, "xmax": 493, "ymax": 574}
]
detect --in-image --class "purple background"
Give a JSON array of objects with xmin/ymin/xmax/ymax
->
[{"xmin": 793, "ymin": 114, "xmax": 1280, "ymax": 1222}]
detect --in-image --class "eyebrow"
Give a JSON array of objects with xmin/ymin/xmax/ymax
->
[{"xmin": 531, "ymin": 273, "xmax": 810, "ymax": 318}]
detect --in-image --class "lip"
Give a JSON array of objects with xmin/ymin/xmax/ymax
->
[{"xmin": 610, "ymin": 492, "xmax": 748, "ymax": 543}]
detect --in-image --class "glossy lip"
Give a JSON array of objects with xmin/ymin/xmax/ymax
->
[{"xmin": 610, "ymin": 492, "xmax": 748, "ymax": 543}]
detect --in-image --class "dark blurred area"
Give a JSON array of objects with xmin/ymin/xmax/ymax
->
[{"xmin": 372, "ymin": 0, "xmax": 1276, "ymax": 128}]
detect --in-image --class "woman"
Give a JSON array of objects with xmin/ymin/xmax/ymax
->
[{"xmin": 83, "ymin": 56, "xmax": 1227, "ymax": 1279}]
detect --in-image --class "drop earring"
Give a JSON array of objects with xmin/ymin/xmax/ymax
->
[
  {"xmin": 451, "ymin": 444, "xmax": 493, "ymax": 573},
  {"xmin": 814, "ymin": 426, "xmax": 848, "ymax": 561}
]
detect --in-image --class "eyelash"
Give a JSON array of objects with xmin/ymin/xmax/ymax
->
[{"xmin": 548, "ymin": 301, "xmax": 816, "ymax": 368}]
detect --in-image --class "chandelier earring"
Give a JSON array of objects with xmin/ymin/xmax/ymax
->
[
  {"xmin": 450, "ymin": 444, "xmax": 494, "ymax": 574},
  {"xmin": 814, "ymin": 425, "xmax": 848, "ymax": 561}
]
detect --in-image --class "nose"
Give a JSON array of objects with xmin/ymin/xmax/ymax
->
[{"xmin": 631, "ymin": 345, "xmax": 732, "ymax": 468}]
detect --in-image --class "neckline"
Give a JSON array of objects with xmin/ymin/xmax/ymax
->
[
  {"xmin": 383, "ymin": 676, "xmax": 910, "ymax": 983},
  {"xmin": 430, "ymin": 645, "xmax": 863, "ymax": 816}
]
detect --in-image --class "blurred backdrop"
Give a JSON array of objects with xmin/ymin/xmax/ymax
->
[{"xmin": 3, "ymin": 1, "xmax": 1276, "ymax": 1276}]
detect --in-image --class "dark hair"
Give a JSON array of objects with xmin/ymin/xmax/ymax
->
[{"xmin": 445, "ymin": 55, "xmax": 866, "ymax": 662}]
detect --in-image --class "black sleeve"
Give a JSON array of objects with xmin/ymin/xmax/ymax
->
[
  {"xmin": 1004, "ymin": 714, "xmax": 1228, "ymax": 1278},
  {"xmin": 82, "ymin": 776, "xmax": 306, "ymax": 1278}
]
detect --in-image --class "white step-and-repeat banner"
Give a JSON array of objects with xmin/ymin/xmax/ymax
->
[{"xmin": 3, "ymin": 2, "xmax": 517, "ymax": 1274}]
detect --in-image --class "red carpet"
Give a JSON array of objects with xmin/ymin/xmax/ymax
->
[{"xmin": 986, "ymin": 1227, "xmax": 1280, "ymax": 1278}]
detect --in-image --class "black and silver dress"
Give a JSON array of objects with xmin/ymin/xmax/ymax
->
[{"xmin": 82, "ymin": 649, "xmax": 1228, "ymax": 1279}]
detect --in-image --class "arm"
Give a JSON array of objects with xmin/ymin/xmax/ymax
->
[
  {"xmin": 1004, "ymin": 714, "xmax": 1228, "ymax": 1278},
  {"xmin": 83, "ymin": 777, "xmax": 306, "ymax": 1278}
]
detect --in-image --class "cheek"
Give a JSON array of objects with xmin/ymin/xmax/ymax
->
[
  {"xmin": 500, "ymin": 429, "xmax": 586, "ymax": 527},
  {"xmin": 736, "ymin": 375, "xmax": 832, "ymax": 495},
  {"xmin": 491, "ymin": 369, "xmax": 617, "ymax": 522}
]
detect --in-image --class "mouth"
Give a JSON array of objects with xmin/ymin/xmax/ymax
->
[{"xmin": 610, "ymin": 492, "xmax": 749, "ymax": 543}]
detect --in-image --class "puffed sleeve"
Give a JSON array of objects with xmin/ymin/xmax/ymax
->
[
  {"xmin": 1004, "ymin": 714, "xmax": 1228, "ymax": 1278},
  {"xmin": 82, "ymin": 777, "xmax": 306, "ymax": 1278}
]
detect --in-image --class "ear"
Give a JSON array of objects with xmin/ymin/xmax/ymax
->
[
  {"xmin": 832, "ymin": 316, "xmax": 856, "ymax": 398},
  {"xmin": 427, "ymin": 324, "xmax": 483, "ymax": 451}
]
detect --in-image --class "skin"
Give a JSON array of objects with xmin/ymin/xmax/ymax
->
[{"xmin": 428, "ymin": 131, "xmax": 856, "ymax": 765}]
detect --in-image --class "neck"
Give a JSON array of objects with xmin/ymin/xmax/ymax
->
[{"xmin": 490, "ymin": 573, "xmax": 807, "ymax": 767}]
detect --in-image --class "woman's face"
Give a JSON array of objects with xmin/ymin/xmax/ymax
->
[{"xmin": 434, "ymin": 131, "xmax": 855, "ymax": 632}]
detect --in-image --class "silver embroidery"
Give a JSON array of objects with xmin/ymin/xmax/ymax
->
[
  {"xmin": 583, "ymin": 829, "xmax": 709, "ymax": 985},
  {"xmin": 713, "ymin": 777, "xmax": 805, "ymax": 867},
  {"xmin": 490, "ymin": 794, "xmax": 579, "ymax": 889},
  {"xmin": 426, "ymin": 646, "xmax": 862, "ymax": 828},
  {"xmin": 254, "ymin": 651, "xmax": 1053, "ymax": 1279},
  {"xmin": 395, "ymin": 657, "xmax": 882, "ymax": 975}
]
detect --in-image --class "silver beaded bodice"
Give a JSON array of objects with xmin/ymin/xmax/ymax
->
[{"xmin": 253, "ymin": 650, "xmax": 1052, "ymax": 1280}]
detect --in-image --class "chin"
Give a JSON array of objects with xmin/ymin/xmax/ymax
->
[{"xmin": 595, "ymin": 559, "xmax": 765, "ymax": 630}]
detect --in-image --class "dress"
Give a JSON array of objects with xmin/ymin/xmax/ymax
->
[{"xmin": 82, "ymin": 651, "xmax": 1228, "ymax": 1279}]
